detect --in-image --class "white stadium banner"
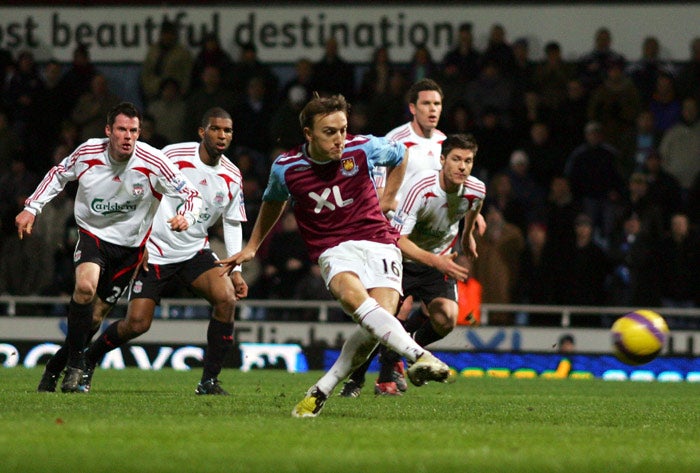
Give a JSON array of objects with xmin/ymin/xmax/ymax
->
[{"xmin": 1, "ymin": 4, "xmax": 700, "ymax": 63}]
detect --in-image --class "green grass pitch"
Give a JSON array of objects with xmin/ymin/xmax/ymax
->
[{"xmin": 1, "ymin": 367, "xmax": 699, "ymax": 473}]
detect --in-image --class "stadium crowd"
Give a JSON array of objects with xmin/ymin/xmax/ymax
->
[{"xmin": 1, "ymin": 22, "xmax": 699, "ymax": 324}]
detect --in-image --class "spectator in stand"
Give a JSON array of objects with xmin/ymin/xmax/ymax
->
[
  {"xmin": 0, "ymin": 108, "xmax": 21, "ymax": 173},
  {"xmin": 438, "ymin": 59, "xmax": 470, "ymax": 118},
  {"xmin": 607, "ymin": 209, "xmax": 660, "ymax": 308},
  {"xmin": 441, "ymin": 102, "xmax": 475, "ymax": 136},
  {"xmin": 0, "ymin": 220, "xmax": 54, "ymax": 299},
  {"xmin": 232, "ymin": 76, "xmax": 276, "ymax": 156},
  {"xmin": 0, "ymin": 157, "xmax": 39, "ymax": 238},
  {"xmin": 658, "ymin": 213, "xmax": 700, "ymax": 316},
  {"xmin": 441, "ymin": 23, "xmax": 481, "ymax": 84},
  {"xmin": 465, "ymin": 60, "xmax": 516, "ymax": 129},
  {"xmin": 648, "ymin": 71, "xmax": 682, "ymax": 135},
  {"xmin": 505, "ymin": 149, "xmax": 546, "ymax": 222},
  {"xmin": 559, "ymin": 213, "xmax": 611, "ymax": 323},
  {"xmin": 642, "ymin": 150, "xmax": 683, "ymax": 225},
  {"xmin": 472, "ymin": 204, "xmax": 525, "ymax": 325},
  {"xmin": 5, "ymin": 50, "xmax": 44, "ymax": 150},
  {"xmin": 146, "ymin": 78, "xmax": 187, "ymax": 145},
  {"xmin": 555, "ymin": 78, "xmax": 590, "ymax": 156},
  {"xmin": 577, "ymin": 27, "xmax": 626, "ymax": 91},
  {"xmin": 511, "ymin": 38, "xmax": 536, "ymax": 106},
  {"xmin": 0, "ymin": 48, "xmax": 13, "ymax": 95},
  {"xmin": 139, "ymin": 113, "xmax": 170, "ymax": 149},
  {"xmin": 311, "ymin": 37, "xmax": 354, "ymax": 100},
  {"xmin": 480, "ymin": 23, "xmax": 517, "ymax": 77},
  {"xmin": 586, "ymin": 56, "xmax": 641, "ymax": 154},
  {"xmin": 513, "ymin": 90, "xmax": 548, "ymax": 147},
  {"xmin": 543, "ymin": 176, "xmax": 581, "ymax": 263},
  {"xmin": 658, "ymin": 96, "xmax": 700, "ymax": 192},
  {"xmin": 41, "ymin": 217, "xmax": 79, "ymax": 301},
  {"xmin": 293, "ymin": 264, "xmax": 344, "ymax": 322},
  {"xmin": 520, "ymin": 121, "xmax": 567, "ymax": 192},
  {"xmin": 615, "ymin": 172, "xmax": 665, "ymax": 244},
  {"xmin": 485, "ymin": 172, "xmax": 529, "ymax": 237},
  {"xmin": 233, "ymin": 42, "xmax": 278, "ymax": 104},
  {"xmin": 532, "ymin": 42, "xmax": 577, "ymax": 123},
  {"xmin": 184, "ymin": 65, "xmax": 237, "ymax": 141},
  {"xmin": 270, "ymin": 85, "xmax": 308, "ymax": 151},
  {"xmin": 58, "ymin": 44, "xmax": 97, "ymax": 113},
  {"xmin": 687, "ymin": 171, "xmax": 700, "ymax": 227},
  {"xmin": 366, "ymin": 70, "xmax": 410, "ymax": 135},
  {"xmin": 406, "ymin": 44, "xmax": 439, "ymax": 84},
  {"xmin": 30, "ymin": 60, "xmax": 67, "ymax": 172},
  {"xmin": 626, "ymin": 36, "xmax": 675, "ymax": 106},
  {"xmin": 254, "ymin": 209, "xmax": 311, "ymax": 320},
  {"xmin": 280, "ymin": 57, "xmax": 315, "ymax": 104},
  {"xmin": 71, "ymin": 73, "xmax": 122, "ymax": 141},
  {"xmin": 358, "ymin": 47, "xmax": 395, "ymax": 103},
  {"xmin": 190, "ymin": 32, "xmax": 236, "ymax": 93},
  {"xmin": 140, "ymin": 20, "xmax": 193, "ymax": 104},
  {"xmin": 618, "ymin": 110, "xmax": 660, "ymax": 177},
  {"xmin": 676, "ymin": 37, "xmax": 700, "ymax": 102},
  {"xmin": 515, "ymin": 222, "xmax": 558, "ymax": 325},
  {"xmin": 564, "ymin": 121, "xmax": 626, "ymax": 244},
  {"xmin": 471, "ymin": 107, "xmax": 515, "ymax": 181}
]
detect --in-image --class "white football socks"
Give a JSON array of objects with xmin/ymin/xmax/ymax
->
[
  {"xmin": 315, "ymin": 298, "xmax": 425, "ymax": 396},
  {"xmin": 353, "ymin": 298, "xmax": 424, "ymax": 362},
  {"xmin": 316, "ymin": 327, "xmax": 377, "ymax": 395}
]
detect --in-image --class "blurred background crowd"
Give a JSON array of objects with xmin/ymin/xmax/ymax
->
[{"xmin": 1, "ymin": 21, "xmax": 699, "ymax": 323}]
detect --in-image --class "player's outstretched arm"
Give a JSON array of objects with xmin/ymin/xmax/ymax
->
[
  {"xmin": 15, "ymin": 210, "xmax": 36, "ymax": 240},
  {"xmin": 216, "ymin": 199, "xmax": 287, "ymax": 276},
  {"xmin": 380, "ymin": 148, "xmax": 409, "ymax": 213},
  {"xmin": 397, "ymin": 235, "xmax": 469, "ymax": 282}
]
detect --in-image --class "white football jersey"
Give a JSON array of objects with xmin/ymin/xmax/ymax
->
[
  {"xmin": 24, "ymin": 138, "xmax": 202, "ymax": 248},
  {"xmin": 147, "ymin": 142, "xmax": 246, "ymax": 265},
  {"xmin": 374, "ymin": 121, "xmax": 446, "ymax": 197},
  {"xmin": 391, "ymin": 169, "xmax": 486, "ymax": 258}
]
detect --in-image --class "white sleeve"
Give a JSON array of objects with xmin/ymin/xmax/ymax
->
[{"xmin": 223, "ymin": 219, "xmax": 243, "ymax": 272}]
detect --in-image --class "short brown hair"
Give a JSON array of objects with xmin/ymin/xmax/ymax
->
[
  {"xmin": 441, "ymin": 133, "xmax": 478, "ymax": 158},
  {"xmin": 407, "ymin": 78, "xmax": 443, "ymax": 105},
  {"xmin": 299, "ymin": 93, "xmax": 349, "ymax": 130},
  {"xmin": 107, "ymin": 102, "xmax": 142, "ymax": 127}
]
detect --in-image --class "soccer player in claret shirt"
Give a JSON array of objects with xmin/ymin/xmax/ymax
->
[
  {"xmin": 216, "ymin": 93, "xmax": 453, "ymax": 418},
  {"xmin": 16, "ymin": 102, "xmax": 202, "ymax": 393},
  {"xmin": 81, "ymin": 107, "xmax": 247, "ymax": 395},
  {"xmin": 342, "ymin": 134, "xmax": 485, "ymax": 397}
]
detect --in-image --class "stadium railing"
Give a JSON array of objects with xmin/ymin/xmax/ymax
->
[{"xmin": 0, "ymin": 295, "xmax": 698, "ymax": 326}]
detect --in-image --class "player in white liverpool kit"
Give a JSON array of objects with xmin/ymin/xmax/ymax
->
[
  {"xmin": 344, "ymin": 134, "xmax": 485, "ymax": 396},
  {"xmin": 216, "ymin": 94, "xmax": 453, "ymax": 417},
  {"xmin": 17, "ymin": 102, "xmax": 202, "ymax": 393},
  {"xmin": 372, "ymin": 78, "xmax": 446, "ymax": 209},
  {"xmin": 82, "ymin": 107, "xmax": 247, "ymax": 395}
]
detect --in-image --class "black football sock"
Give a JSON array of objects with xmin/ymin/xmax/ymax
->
[
  {"xmin": 45, "ymin": 343, "xmax": 69, "ymax": 374},
  {"xmin": 377, "ymin": 346, "xmax": 401, "ymax": 383},
  {"xmin": 201, "ymin": 318, "xmax": 234, "ymax": 382},
  {"xmin": 66, "ymin": 298, "xmax": 93, "ymax": 369},
  {"xmin": 403, "ymin": 308, "xmax": 428, "ymax": 333},
  {"xmin": 46, "ymin": 322, "xmax": 101, "ymax": 374},
  {"xmin": 413, "ymin": 320, "xmax": 444, "ymax": 348},
  {"xmin": 86, "ymin": 320, "xmax": 125, "ymax": 366}
]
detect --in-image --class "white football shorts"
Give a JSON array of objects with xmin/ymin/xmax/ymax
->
[{"xmin": 318, "ymin": 240, "xmax": 403, "ymax": 294}]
